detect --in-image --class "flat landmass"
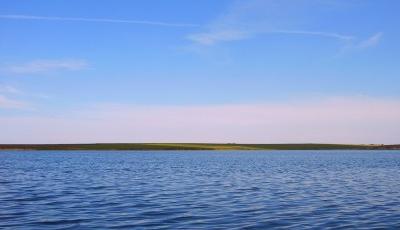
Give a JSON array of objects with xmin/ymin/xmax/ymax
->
[{"xmin": 0, "ymin": 143, "xmax": 399, "ymax": 151}]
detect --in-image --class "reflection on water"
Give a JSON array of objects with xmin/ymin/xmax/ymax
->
[{"xmin": 1, "ymin": 150, "xmax": 400, "ymax": 229}]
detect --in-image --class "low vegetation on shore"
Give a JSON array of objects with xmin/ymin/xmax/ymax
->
[{"xmin": 0, "ymin": 143, "xmax": 399, "ymax": 151}]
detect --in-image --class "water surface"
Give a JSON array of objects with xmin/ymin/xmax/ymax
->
[{"xmin": 1, "ymin": 150, "xmax": 400, "ymax": 229}]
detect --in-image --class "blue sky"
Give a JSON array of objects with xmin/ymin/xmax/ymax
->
[{"xmin": 1, "ymin": 0, "xmax": 399, "ymax": 144}]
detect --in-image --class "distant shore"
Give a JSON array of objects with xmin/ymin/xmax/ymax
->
[{"xmin": 0, "ymin": 143, "xmax": 399, "ymax": 151}]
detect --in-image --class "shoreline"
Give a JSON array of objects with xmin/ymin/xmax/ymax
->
[{"xmin": 1, "ymin": 143, "xmax": 399, "ymax": 151}]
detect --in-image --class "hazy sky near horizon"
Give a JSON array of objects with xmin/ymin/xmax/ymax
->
[{"xmin": 1, "ymin": 0, "xmax": 399, "ymax": 144}]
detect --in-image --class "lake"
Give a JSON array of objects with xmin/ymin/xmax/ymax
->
[{"xmin": 1, "ymin": 150, "xmax": 400, "ymax": 229}]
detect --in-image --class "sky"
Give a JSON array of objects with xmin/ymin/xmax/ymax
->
[{"xmin": 0, "ymin": 0, "xmax": 399, "ymax": 144}]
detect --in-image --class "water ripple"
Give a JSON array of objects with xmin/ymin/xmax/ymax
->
[{"xmin": 1, "ymin": 150, "xmax": 400, "ymax": 229}]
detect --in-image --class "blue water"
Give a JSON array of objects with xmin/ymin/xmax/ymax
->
[{"xmin": 1, "ymin": 150, "xmax": 400, "ymax": 229}]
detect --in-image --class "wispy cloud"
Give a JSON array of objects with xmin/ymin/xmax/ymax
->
[
  {"xmin": 3, "ymin": 59, "xmax": 88, "ymax": 74},
  {"xmin": 0, "ymin": 84, "xmax": 49, "ymax": 100},
  {"xmin": 187, "ymin": 30, "xmax": 250, "ymax": 45},
  {"xmin": 271, "ymin": 30, "xmax": 354, "ymax": 41},
  {"xmin": 0, "ymin": 85, "xmax": 30, "ymax": 109},
  {"xmin": 0, "ymin": 95, "xmax": 27, "ymax": 109},
  {"xmin": 188, "ymin": 29, "xmax": 355, "ymax": 45},
  {"xmin": 358, "ymin": 32, "xmax": 383, "ymax": 49},
  {"xmin": 0, "ymin": 14, "xmax": 199, "ymax": 28},
  {"xmin": 186, "ymin": 0, "xmax": 366, "ymax": 47},
  {"xmin": 0, "ymin": 85, "xmax": 21, "ymax": 94}
]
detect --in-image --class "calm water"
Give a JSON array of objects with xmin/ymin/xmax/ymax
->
[{"xmin": 1, "ymin": 150, "xmax": 400, "ymax": 229}]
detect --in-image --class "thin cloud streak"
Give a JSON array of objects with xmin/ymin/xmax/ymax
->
[
  {"xmin": 358, "ymin": 32, "xmax": 383, "ymax": 49},
  {"xmin": 188, "ymin": 29, "xmax": 355, "ymax": 45},
  {"xmin": 0, "ymin": 95, "xmax": 27, "ymax": 109},
  {"xmin": 186, "ymin": 0, "xmax": 363, "ymax": 46},
  {"xmin": 0, "ymin": 85, "xmax": 21, "ymax": 94},
  {"xmin": 187, "ymin": 29, "xmax": 250, "ymax": 45},
  {"xmin": 0, "ymin": 14, "xmax": 200, "ymax": 28},
  {"xmin": 272, "ymin": 30, "xmax": 355, "ymax": 41},
  {"xmin": 3, "ymin": 59, "xmax": 88, "ymax": 74}
]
